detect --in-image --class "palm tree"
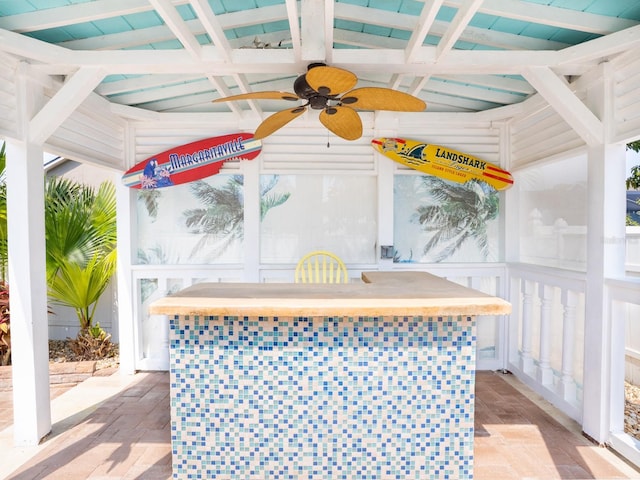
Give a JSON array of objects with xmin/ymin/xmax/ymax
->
[
  {"xmin": 414, "ymin": 177, "xmax": 499, "ymax": 262},
  {"xmin": 45, "ymin": 177, "xmax": 117, "ymax": 331},
  {"xmin": 183, "ymin": 175, "xmax": 290, "ymax": 260}
]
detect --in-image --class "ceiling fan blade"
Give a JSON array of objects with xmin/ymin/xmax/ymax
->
[
  {"xmin": 319, "ymin": 106, "xmax": 363, "ymax": 141},
  {"xmin": 340, "ymin": 87, "xmax": 426, "ymax": 111},
  {"xmin": 212, "ymin": 91, "xmax": 299, "ymax": 103},
  {"xmin": 305, "ymin": 66, "xmax": 358, "ymax": 96},
  {"xmin": 254, "ymin": 106, "xmax": 307, "ymax": 139}
]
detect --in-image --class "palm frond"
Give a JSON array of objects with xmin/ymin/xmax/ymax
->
[
  {"xmin": 260, "ymin": 192, "xmax": 290, "ymax": 221},
  {"xmin": 138, "ymin": 189, "xmax": 161, "ymax": 220},
  {"xmin": 48, "ymin": 250, "xmax": 117, "ymax": 329}
]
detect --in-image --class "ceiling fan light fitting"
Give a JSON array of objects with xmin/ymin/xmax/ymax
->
[{"xmin": 309, "ymin": 96, "xmax": 329, "ymax": 110}]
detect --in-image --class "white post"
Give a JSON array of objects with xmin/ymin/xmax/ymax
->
[
  {"xmin": 537, "ymin": 284, "xmax": 554, "ymax": 386},
  {"xmin": 582, "ymin": 142, "xmax": 626, "ymax": 442},
  {"xmin": 559, "ymin": 289, "xmax": 577, "ymax": 403},
  {"xmin": 375, "ymin": 113, "xmax": 399, "ymax": 271},
  {"xmin": 115, "ymin": 171, "xmax": 136, "ymax": 375},
  {"xmin": 6, "ymin": 61, "xmax": 52, "ymax": 445},
  {"xmin": 6, "ymin": 138, "xmax": 51, "ymax": 445},
  {"xmin": 242, "ymin": 157, "xmax": 260, "ymax": 282},
  {"xmin": 581, "ymin": 61, "xmax": 627, "ymax": 443},
  {"xmin": 520, "ymin": 279, "xmax": 536, "ymax": 375}
]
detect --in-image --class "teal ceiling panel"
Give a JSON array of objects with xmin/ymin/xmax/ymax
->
[
  {"xmin": 335, "ymin": 19, "xmax": 364, "ymax": 33},
  {"xmin": 397, "ymin": 1, "xmax": 423, "ymax": 16},
  {"xmin": 221, "ymin": 0, "xmax": 257, "ymax": 13},
  {"xmin": 369, "ymin": 0, "xmax": 402, "ymax": 12},
  {"xmin": 123, "ymin": 12, "xmax": 164, "ymax": 30},
  {"xmin": 363, "ymin": 24, "xmax": 394, "ymax": 37}
]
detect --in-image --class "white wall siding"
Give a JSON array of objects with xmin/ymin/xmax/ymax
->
[
  {"xmin": 613, "ymin": 52, "xmax": 640, "ymax": 143},
  {"xmin": 510, "ymin": 103, "xmax": 583, "ymax": 168},
  {"xmin": 0, "ymin": 54, "xmax": 18, "ymax": 139},
  {"xmin": 44, "ymin": 95, "xmax": 126, "ymax": 170}
]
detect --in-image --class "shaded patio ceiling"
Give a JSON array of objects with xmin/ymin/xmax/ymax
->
[{"xmin": 0, "ymin": 0, "xmax": 639, "ymax": 126}]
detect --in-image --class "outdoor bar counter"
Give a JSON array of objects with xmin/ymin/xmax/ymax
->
[{"xmin": 150, "ymin": 271, "xmax": 511, "ymax": 479}]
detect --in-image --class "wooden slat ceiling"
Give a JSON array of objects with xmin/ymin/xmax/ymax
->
[{"xmin": 0, "ymin": 0, "xmax": 638, "ymax": 119}]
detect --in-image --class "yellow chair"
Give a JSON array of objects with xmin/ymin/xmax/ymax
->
[{"xmin": 295, "ymin": 250, "xmax": 349, "ymax": 284}]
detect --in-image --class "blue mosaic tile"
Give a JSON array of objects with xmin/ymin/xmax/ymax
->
[{"xmin": 170, "ymin": 315, "xmax": 477, "ymax": 479}]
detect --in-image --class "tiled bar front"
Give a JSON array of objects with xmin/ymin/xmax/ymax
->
[
  {"xmin": 150, "ymin": 272, "xmax": 511, "ymax": 480},
  {"xmin": 170, "ymin": 314, "xmax": 476, "ymax": 479}
]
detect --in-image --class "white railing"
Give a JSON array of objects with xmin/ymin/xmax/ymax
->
[
  {"xmin": 507, "ymin": 264, "xmax": 587, "ymax": 422},
  {"xmin": 131, "ymin": 265, "xmax": 245, "ymax": 370},
  {"xmin": 606, "ymin": 276, "xmax": 640, "ymax": 468},
  {"xmin": 508, "ymin": 263, "xmax": 640, "ymax": 469}
]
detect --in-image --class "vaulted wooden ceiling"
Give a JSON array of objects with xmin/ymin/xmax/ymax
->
[{"xmin": 0, "ymin": 0, "xmax": 639, "ymax": 124}]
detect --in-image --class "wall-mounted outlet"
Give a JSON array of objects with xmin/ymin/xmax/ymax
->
[{"xmin": 380, "ymin": 245, "xmax": 394, "ymax": 259}]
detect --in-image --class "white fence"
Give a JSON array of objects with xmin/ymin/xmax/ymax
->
[{"xmin": 607, "ymin": 277, "xmax": 640, "ymax": 467}]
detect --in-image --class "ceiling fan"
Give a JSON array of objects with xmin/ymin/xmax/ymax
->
[{"xmin": 212, "ymin": 63, "xmax": 427, "ymax": 141}]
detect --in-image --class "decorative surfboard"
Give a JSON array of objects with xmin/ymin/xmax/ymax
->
[
  {"xmin": 122, "ymin": 133, "xmax": 262, "ymax": 189},
  {"xmin": 371, "ymin": 137, "xmax": 513, "ymax": 191}
]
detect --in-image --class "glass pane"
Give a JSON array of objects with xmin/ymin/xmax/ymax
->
[
  {"xmin": 394, "ymin": 175, "xmax": 500, "ymax": 263},
  {"xmin": 518, "ymin": 154, "xmax": 587, "ymax": 269},
  {"xmin": 135, "ymin": 175, "xmax": 244, "ymax": 264},
  {"xmin": 260, "ymin": 174, "xmax": 377, "ymax": 263}
]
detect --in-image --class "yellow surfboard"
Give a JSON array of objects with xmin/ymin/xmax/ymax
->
[{"xmin": 371, "ymin": 137, "xmax": 513, "ymax": 191}]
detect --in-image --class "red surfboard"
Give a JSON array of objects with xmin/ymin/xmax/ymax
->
[{"xmin": 122, "ymin": 133, "xmax": 262, "ymax": 189}]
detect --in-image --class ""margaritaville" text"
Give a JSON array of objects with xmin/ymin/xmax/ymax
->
[{"xmin": 169, "ymin": 137, "xmax": 246, "ymax": 170}]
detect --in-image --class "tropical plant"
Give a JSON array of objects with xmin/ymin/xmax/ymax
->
[
  {"xmin": 627, "ymin": 142, "xmax": 640, "ymax": 190},
  {"xmin": 45, "ymin": 177, "xmax": 117, "ymax": 332},
  {"xmin": 413, "ymin": 177, "xmax": 499, "ymax": 262},
  {"xmin": 0, "ymin": 143, "xmax": 7, "ymax": 282},
  {"xmin": 627, "ymin": 165, "xmax": 640, "ymax": 190},
  {"xmin": 0, "ymin": 281, "xmax": 10, "ymax": 366},
  {"xmin": 48, "ymin": 250, "xmax": 117, "ymax": 330}
]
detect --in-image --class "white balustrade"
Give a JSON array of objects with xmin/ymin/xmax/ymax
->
[
  {"xmin": 508, "ymin": 264, "xmax": 586, "ymax": 421},
  {"xmin": 537, "ymin": 284, "xmax": 554, "ymax": 386},
  {"xmin": 559, "ymin": 289, "xmax": 578, "ymax": 402}
]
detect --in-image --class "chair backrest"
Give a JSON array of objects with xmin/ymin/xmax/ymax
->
[{"xmin": 294, "ymin": 250, "xmax": 349, "ymax": 284}]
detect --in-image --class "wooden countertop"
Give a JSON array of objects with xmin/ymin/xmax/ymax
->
[{"xmin": 149, "ymin": 271, "xmax": 511, "ymax": 318}]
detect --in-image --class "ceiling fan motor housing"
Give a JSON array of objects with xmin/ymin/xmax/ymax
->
[{"xmin": 293, "ymin": 62, "xmax": 335, "ymax": 109}]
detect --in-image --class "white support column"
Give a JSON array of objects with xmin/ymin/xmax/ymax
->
[
  {"xmin": 242, "ymin": 157, "xmax": 260, "ymax": 282},
  {"xmin": 115, "ymin": 171, "xmax": 136, "ymax": 375},
  {"xmin": 537, "ymin": 284, "xmax": 554, "ymax": 386},
  {"xmin": 6, "ymin": 62, "xmax": 52, "ymax": 446},
  {"xmin": 582, "ymin": 142, "xmax": 627, "ymax": 443},
  {"xmin": 580, "ymin": 61, "xmax": 627, "ymax": 443},
  {"xmin": 6, "ymin": 138, "xmax": 51, "ymax": 445},
  {"xmin": 377, "ymin": 152, "xmax": 395, "ymax": 271},
  {"xmin": 375, "ymin": 112, "xmax": 399, "ymax": 271}
]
